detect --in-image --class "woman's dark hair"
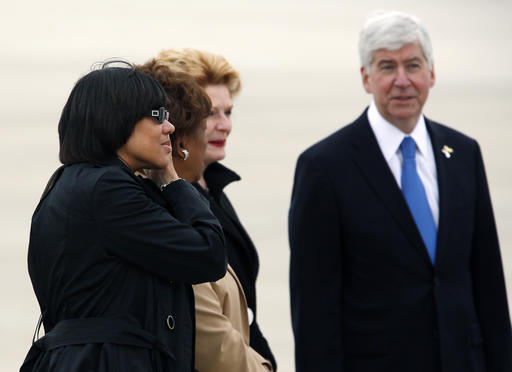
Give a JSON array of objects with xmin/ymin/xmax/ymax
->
[
  {"xmin": 58, "ymin": 61, "xmax": 167, "ymax": 165},
  {"xmin": 136, "ymin": 59, "xmax": 211, "ymax": 153}
]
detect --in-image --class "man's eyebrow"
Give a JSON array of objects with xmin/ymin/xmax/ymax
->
[
  {"xmin": 376, "ymin": 59, "xmax": 395, "ymax": 65},
  {"xmin": 377, "ymin": 56, "xmax": 423, "ymax": 64},
  {"xmin": 404, "ymin": 56, "xmax": 423, "ymax": 63}
]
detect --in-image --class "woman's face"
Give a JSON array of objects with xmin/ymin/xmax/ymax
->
[
  {"xmin": 203, "ymin": 84, "xmax": 233, "ymax": 166},
  {"xmin": 117, "ymin": 115, "xmax": 174, "ymax": 171},
  {"xmin": 175, "ymin": 119, "xmax": 208, "ymax": 183}
]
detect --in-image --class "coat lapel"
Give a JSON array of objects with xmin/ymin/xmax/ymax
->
[
  {"xmin": 350, "ymin": 112, "xmax": 433, "ymax": 267},
  {"xmin": 426, "ymin": 119, "xmax": 459, "ymax": 267},
  {"xmin": 226, "ymin": 264, "xmax": 251, "ymax": 344}
]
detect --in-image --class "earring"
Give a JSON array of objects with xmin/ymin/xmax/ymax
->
[{"xmin": 182, "ymin": 149, "xmax": 189, "ymax": 161}]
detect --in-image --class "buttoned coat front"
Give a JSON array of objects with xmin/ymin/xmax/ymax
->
[
  {"xmin": 21, "ymin": 159, "xmax": 227, "ymax": 372},
  {"xmin": 289, "ymin": 110, "xmax": 512, "ymax": 372}
]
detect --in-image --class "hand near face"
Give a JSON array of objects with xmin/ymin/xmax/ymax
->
[
  {"xmin": 145, "ymin": 156, "xmax": 181, "ymax": 188},
  {"xmin": 117, "ymin": 116, "xmax": 176, "ymax": 173}
]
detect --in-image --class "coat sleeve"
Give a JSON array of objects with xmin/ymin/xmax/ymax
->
[
  {"xmin": 193, "ymin": 280, "xmax": 272, "ymax": 372},
  {"xmin": 469, "ymin": 142, "xmax": 512, "ymax": 371},
  {"xmin": 289, "ymin": 151, "xmax": 344, "ymax": 372},
  {"xmin": 94, "ymin": 169, "xmax": 227, "ymax": 284}
]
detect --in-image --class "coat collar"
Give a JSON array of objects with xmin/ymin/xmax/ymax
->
[
  {"xmin": 200, "ymin": 163, "xmax": 258, "ymax": 268},
  {"xmin": 203, "ymin": 162, "xmax": 241, "ymax": 198},
  {"xmin": 40, "ymin": 158, "xmax": 130, "ymax": 202}
]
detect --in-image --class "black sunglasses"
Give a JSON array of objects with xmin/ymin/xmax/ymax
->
[{"xmin": 146, "ymin": 107, "xmax": 169, "ymax": 123}]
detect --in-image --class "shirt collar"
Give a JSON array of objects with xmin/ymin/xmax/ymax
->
[{"xmin": 367, "ymin": 101, "xmax": 430, "ymax": 160}]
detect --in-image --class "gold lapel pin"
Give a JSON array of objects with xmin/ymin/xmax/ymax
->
[{"xmin": 441, "ymin": 145, "xmax": 454, "ymax": 158}]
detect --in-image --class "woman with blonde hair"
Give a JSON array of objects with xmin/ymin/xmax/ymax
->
[{"xmin": 153, "ymin": 49, "xmax": 276, "ymax": 372}]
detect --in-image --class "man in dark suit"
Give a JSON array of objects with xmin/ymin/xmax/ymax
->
[{"xmin": 289, "ymin": 11, "xmax": 512, "ymax": 372}]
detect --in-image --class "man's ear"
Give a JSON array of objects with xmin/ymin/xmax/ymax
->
[
  {"xmin": 429, "ymin": 63, "xmax": 436, "ymax": 88},
  {"xmin": 361, "ymin": 66, "xmax": 372, "ymax": 93}
]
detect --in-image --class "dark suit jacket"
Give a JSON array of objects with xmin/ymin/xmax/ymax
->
[
  {"xmin": 22, "ymin": 159, "xmax": 227, "ymax": 372},
  {"xmin": 202, "ymin": 162, "xmax": 277, "ymax": 370},
  {"xmin": 289, "ymin": 110, "xmax": 512, "ymax": 372}
]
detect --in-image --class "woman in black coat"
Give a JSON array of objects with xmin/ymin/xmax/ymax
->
[
  {"xmin": 154, "ymin": 49, "xmax": 277, "ymax": 370},
  {"xmin": 20, "ymin": 62, "xmax": 227, "ymax": 372}
]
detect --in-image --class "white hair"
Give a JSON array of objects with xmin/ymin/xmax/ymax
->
[{"xmin": 358, "ymin": 11, "xmax": 433, "ymax": 73}]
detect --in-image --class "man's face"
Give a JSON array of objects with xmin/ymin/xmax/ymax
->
[{"xmin": 361, "ymin": 42, "xmax": 435, "ymax": 132}]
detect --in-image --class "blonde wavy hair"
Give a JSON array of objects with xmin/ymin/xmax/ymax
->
[{"xmin": 155, "ymin": 48, "xmax": 241, "ymax": 97}]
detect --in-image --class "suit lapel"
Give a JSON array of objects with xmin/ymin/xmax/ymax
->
[
  {"xmin": 350, "ymin": 112, "xmax": 433, "ymax": 266},
  {"xmin": 426, "ymin": 120, "xmax": 459, "ymax": 267}
]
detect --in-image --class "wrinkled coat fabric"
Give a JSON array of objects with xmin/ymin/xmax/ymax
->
[{"xmin": 21, "ymin": 159, "xmax": 226, "ymax": 372}]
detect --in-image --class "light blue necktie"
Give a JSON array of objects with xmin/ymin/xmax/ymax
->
[{"xmin": 400, "ymin": 137, "xmax": 437, "ymax": 263}]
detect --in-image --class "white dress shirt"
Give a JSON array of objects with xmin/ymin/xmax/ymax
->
[{"xmin": 367, "ymin": 102, "xmax": 439, "ymax": 227}]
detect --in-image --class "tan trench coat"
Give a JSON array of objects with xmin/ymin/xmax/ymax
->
[{"xmin": 193, "ymin": 264, "xmax": 273, "ymax": 372}]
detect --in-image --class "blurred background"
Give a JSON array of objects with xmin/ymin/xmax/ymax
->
[{"xmin": 1, "ymin": 0, "xmax": 511, "ymax": 370}]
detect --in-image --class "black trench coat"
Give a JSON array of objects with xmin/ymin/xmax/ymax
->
[{"xmin": 21, "ymin": 158, "xmax": 227, "ymax": 372}]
